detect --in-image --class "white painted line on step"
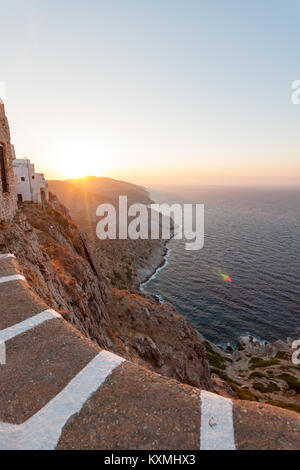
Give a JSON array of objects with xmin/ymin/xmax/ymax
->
[
  {"xmin": 200, "ymin": 390, "xmax": 236, "ymax": 450},
  {"xmin": 0, "ymin": 350, "xmax": 125, "ymax": 450},
  {"xmin": 0, "ymin": 309, "xmax": 61, "ymax": 343},
  {"xmin": 0, "ymin": 341, "xmax": 6, "ymax": 365},
  {"xmin": 0, "ymin": 254, "xmax": 15, "ymax": 260},
  {"xmin": 0, "ymin": 274, "xmax": 26, "ymax": 284}
]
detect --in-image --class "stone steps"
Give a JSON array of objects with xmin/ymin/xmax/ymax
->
[{"xmin": 0, "ymin": 253, "xmax": 299, "ymax": 450}]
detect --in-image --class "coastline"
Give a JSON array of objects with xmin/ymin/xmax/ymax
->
[
  {"xmin": 138, "ymin": 236, "xmax": 173, "ymax": 295},
  {"xmin": 134, "ymin": 194, "xmax": 300, "ymax": 410},
  {"xmin": 138, "ymin": 187, "xmax": 177, "ymax": 292}
]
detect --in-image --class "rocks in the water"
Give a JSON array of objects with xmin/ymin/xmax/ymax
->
[
  {"xmin": 237, "ymin": 335, "xmax": 276, "ymax": 357},
  {"xmin": 237, "ymin": 334, "xmax": 297, "ymax": 360}
]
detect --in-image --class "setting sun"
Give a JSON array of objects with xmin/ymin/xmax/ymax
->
[{"xmin": 56, "ymin": 138, "xmax": 109, "ymax": 179}]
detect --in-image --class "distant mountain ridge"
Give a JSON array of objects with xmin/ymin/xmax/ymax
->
[
  {"xmin": 66, "ymin": 176, "xmax": 152, "ymax": 204},
  {"xmin": 48, "ymin": 176, "xmax": 166, "ymax": 291},
  {"xmin": 49, "ymin": 176, "xmax": 151, "ymax": 211},
  {"xmin": 48, "ymin": 176, "xmax": 152, "ymax": 234}
]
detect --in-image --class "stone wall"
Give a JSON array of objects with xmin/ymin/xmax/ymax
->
[{"xmin": 0, "ymin": 100, "xmax": 17, "ymax": 221}]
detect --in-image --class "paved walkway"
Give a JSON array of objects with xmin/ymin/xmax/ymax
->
[{"xmin": 0, "ymin": 253, "xmax": 299, "ymax": 450}]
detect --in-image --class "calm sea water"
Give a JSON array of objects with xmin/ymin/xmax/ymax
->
[{"xmin": 143, "ymin": 187, "xmax": 300, "ymax": 348}]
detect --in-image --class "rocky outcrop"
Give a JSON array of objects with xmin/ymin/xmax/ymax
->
[
  {"xmin": 131, "ymin": 333, "xmax": 164, "ymax": 367},
  {"xmin": 237, "ymin": 335, "xmax": 277, "ymax": 357},
  {"xmin": 0, "ymin": 100, "xmax": 17, "ymax": 222},
  {"xmin": 203, "ymin": 336, "xmax": 300, "ymax": 414}
]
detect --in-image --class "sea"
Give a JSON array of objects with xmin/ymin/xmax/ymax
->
[{"xmin": 141, "ymin": 186, "xmax": 300, "ymax": 349}]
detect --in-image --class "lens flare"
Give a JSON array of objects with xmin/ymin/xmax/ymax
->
[{"xmin": 218, "ymin": 271, "xmax": 232, "ymax": 283}]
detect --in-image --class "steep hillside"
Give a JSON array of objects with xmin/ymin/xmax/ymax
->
[
  {"xmin": 49, "ymin": 177, "xmax": 169, "ymax": 290},
  {"xmin": 0, "ymin": 197, "xmax": 212, "ymax": 391}
]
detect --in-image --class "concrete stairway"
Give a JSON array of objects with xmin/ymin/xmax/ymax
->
[{"xmin": 0, "ymin": 253, "xmax": 299, "ymax": 450}]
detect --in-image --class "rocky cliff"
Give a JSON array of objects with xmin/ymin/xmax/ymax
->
[
  {"xmin": 0, "ymin": 196, "xmax": 212, "ymax": 391},
  {"xmin": 48, "ymin": 177, "xmax": 171, "ymax": 291}
]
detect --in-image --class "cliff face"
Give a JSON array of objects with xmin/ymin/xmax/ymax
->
[
  {"xmin": 0, "ymin": 197, "xmax": 212, "ymax": 391},
  {"xmin": 48, "ymin": 177, "xmax": 170, "ymax": 291},
  {"xmin": 0, "ymin": 101, "xmax": 17, "ymax": 222}
]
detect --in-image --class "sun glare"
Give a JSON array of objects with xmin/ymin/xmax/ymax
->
[{"xmin": 57, "ymin": 138, "xmax": 110, "ymax": 179}]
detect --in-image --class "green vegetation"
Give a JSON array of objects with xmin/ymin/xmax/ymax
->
[
  {"xmin": 125, "ymin": 265, "xmax": 133, "ymax": 281},
  {"xmin": 203, "ymin": 341, "xmax": 214, "ymax": 354},
  {"xmin": 248, "ymin": 357, "xmax": 280, "ymax": 370},
  {"xmin": 109, "ymin": 270, "xmax": 127, "ymax": 288},
  {"xmin": 206, "ymin": 352, "xmax": 226, "ymax": 370},
  {"xmin": 266, "ymin": 401, "xmax": 300, "ymax": 415},
  {"xmin": 212, "ymin": 369, "xmax": 241, "ymax": 386},
  {"xmin": 249, "ymin": 371, "xmax": 266, "ymax": 380},
  {"xmin": 278, "ymin": 373, "xmax": 300, "ymax": 394},
  {"xmin": 283, "ymin": 365, "xmax": 300, "ymax": 373},
  {"xmin": 235, "ymin": 387, "xmax": 256, "ymax": 401},
  {"xmin": 212, "ymin": 369, "xmax": 255, "ymax": 401},
  {"xmin": 275, "ymin": 351, "xmax": 290, "ymax": 360},
  {"xmin": 203, "ymin": 342, "xmax": 227, "ymax": 370},
  {"xmin": 113, "ymin": 270, "xmax": 123, "ymax": 281},
  {"xmin": 252, "ymin": 381, "xmax": 280, "ymax": 393},
  {"xmin": 50, "ymin": 208, "xmax": 75, "ymax": 229}
]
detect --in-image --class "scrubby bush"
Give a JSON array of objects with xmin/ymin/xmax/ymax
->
[{"xmin": 249, "ymin": 357, "xmax": 279, "ymax": 370}]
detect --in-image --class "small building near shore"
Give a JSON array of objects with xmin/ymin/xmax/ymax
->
[{"xmin": 13, "ymin": 158, "xmax": 49, "ymax": 204}]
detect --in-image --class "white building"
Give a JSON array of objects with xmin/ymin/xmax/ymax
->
[{"xmin": 13, "ymin": 158, "xmax": 49, "ymax": 204}]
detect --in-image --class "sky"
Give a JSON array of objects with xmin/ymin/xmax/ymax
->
[{"xmin": 0, "ymin": 0, "xmax": 300, "ymax": 188}]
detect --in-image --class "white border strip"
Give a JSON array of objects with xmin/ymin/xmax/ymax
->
[
  {"xmin": 200, "ymin": 390, "xmax": 236, "ymax": 450},
  {"xmin": 0, "ymin": 254, "xmax": 15, "ymax": 260},
  {"xmin": 0, "ymin": 309, "xmax": 61, "ymax": 343},
  {"xmin": 0, "ymin": 351, "xmax": 125, "ymax": 450},
  {"xmin": 0, "ymin": 341, "xmax": 6, "ymax": 365},
  {"xmin": 0, "ymin": 274, "xmax": 26, "ymax": 284}
]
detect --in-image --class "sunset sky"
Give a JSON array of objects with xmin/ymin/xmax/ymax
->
[{"xmin": 0, "ymin": 0, "xmax": 300, "ymax": 187}]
